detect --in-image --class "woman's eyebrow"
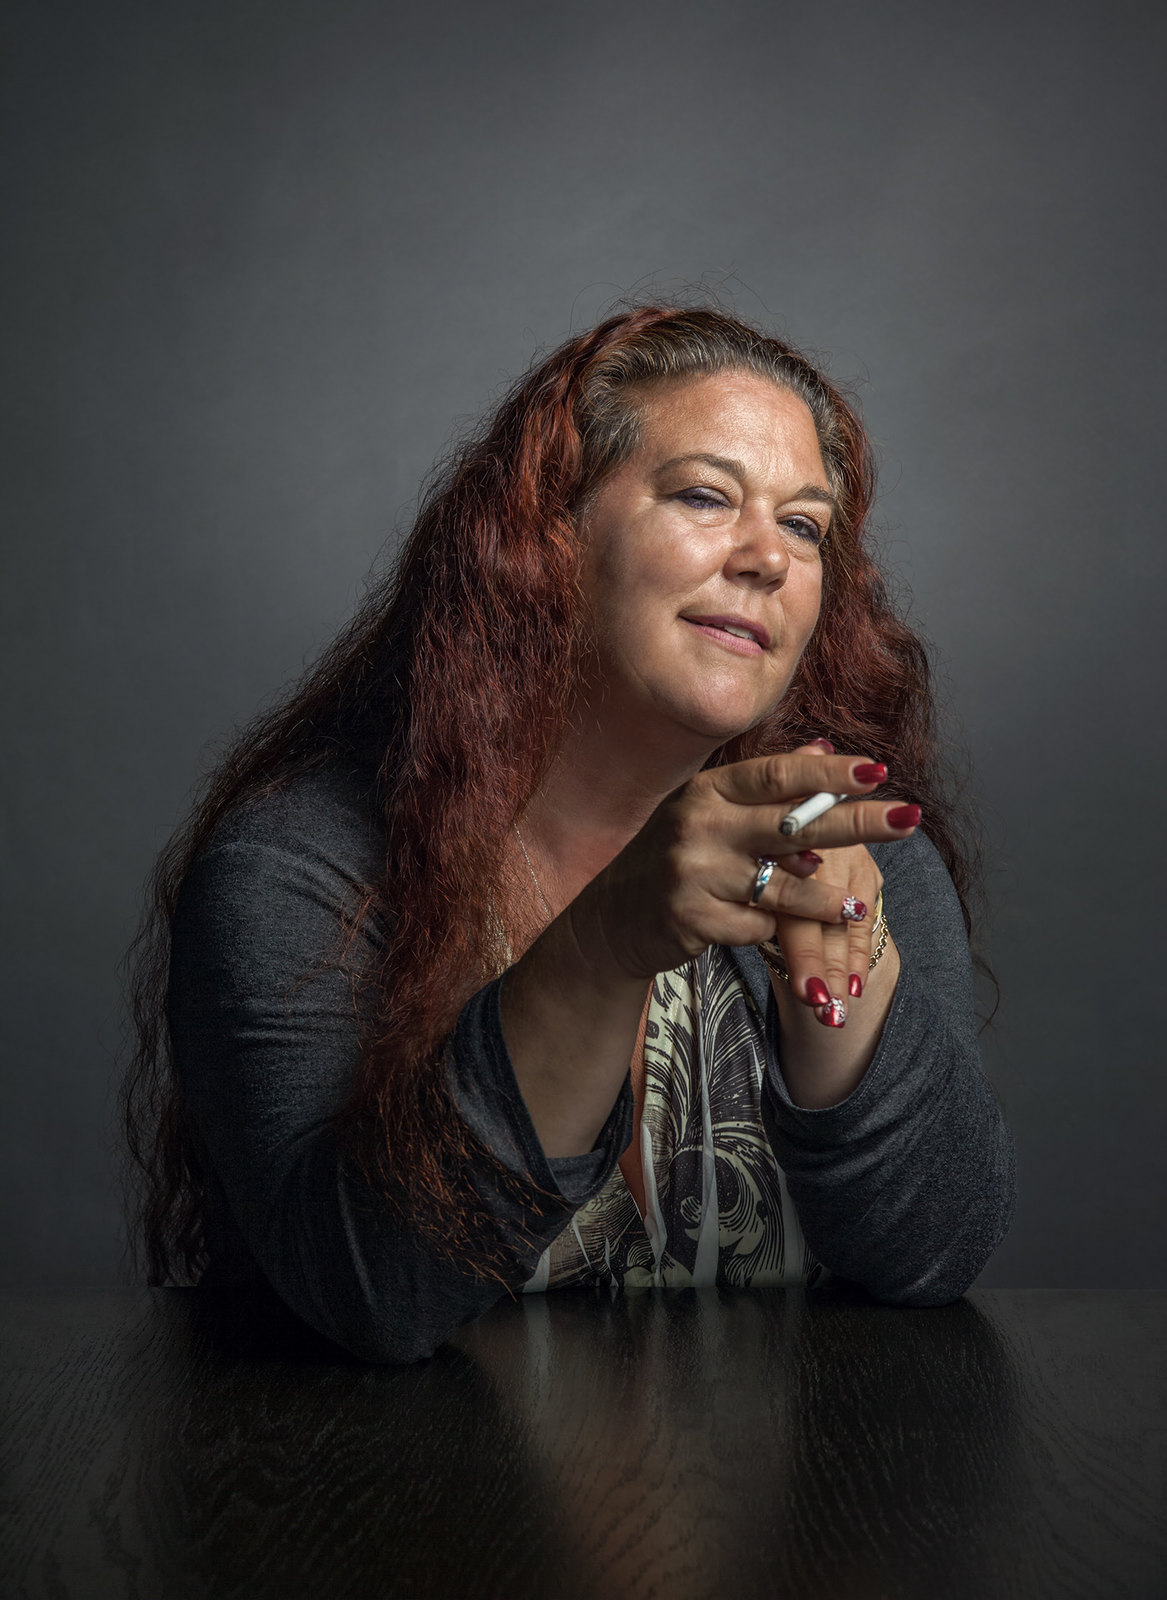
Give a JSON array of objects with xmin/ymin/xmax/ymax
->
[
  {"xmin": 655, "ymin": 454, "xmax": 837, "ymax": 510},
  {"xmin": 656, "ymin": 452, "xmax": 748, "ymax": 479},
  {"xmin": 788, "ymin": 482, "xmax": 837, "ymax": 510}
]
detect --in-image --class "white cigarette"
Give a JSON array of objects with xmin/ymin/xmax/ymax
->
[{"xmin": 779, "ymin": 790, "xmax": 848, "ymax": 836}]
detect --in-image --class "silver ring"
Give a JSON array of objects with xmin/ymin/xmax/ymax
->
[{"xmin": 750, "ymin": 857, "xmax": 779, "ymax": 906}]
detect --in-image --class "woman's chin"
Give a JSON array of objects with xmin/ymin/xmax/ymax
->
[
  {"xmin": 659, "ymin": 696, "xmax": 771, "ymax": 747},
  {"xmin": 580, "ymin": 679, "xmax": 781, "ymax": 752}
]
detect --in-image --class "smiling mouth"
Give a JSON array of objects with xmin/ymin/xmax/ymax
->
[{"xmin": 682, "ymin": 618, "xmax": 766, "ymax": 654}]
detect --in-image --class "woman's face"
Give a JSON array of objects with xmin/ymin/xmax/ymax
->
[{"xmin": 576, "ymin": 370, "xmax": 831, "ymax": 750}]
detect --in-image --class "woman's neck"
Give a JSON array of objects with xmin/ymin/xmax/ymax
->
[{"xmin": 517, "ymin": 710, "xmax": 721, "ymax": 909}]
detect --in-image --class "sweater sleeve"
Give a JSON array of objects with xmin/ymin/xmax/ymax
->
[
  {"xmin": 759, "ymin": 829, "xmax": 1016, "ymax": 1306},
  {"xmin": 168, "ymin": 826, "xmax": 632, "ymax": 1365}
]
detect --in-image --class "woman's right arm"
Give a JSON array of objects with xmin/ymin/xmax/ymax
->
[{"xmin": 168, "ymin": 834, "xmax": 635, "ymax": 1366}]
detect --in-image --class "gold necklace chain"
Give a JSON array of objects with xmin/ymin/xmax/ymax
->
[{"xmin": 513, "ymin": 822, "xmax": 553, "ymax": 919}]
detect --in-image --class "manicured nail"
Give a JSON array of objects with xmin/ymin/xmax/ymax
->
[
  {"xmin": 848, "ymin": 973, "xmax": 863, "ymax": 998},
  {"xmin": 818, "ymin": 998, "xmax": 847, "ymax": 1028},
  {"xmin": 841, "ymin": 895, "xmax": 867, "ymax": 922},
  {"xmin": 805, "ymin": 976, "xmax": 831, "ymax": 1007},
  {"xmin": 885, "ymin": 804, "xmax": 922, "ymax": 830},
  {"xmin": 807, "ymin": 737, "xmax": 835, "ymax": 752},
  {"xmin": 798, "ymin": 850, "xmax": 823, "ymax": 865},
  {"xmin": 851, "ymin": 762, "xmax": 887, "ymax": 784}
]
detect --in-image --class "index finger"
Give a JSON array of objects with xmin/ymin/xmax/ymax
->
[{"xmin": 706, "ymin": 750, "xmax": 886, "ymax": 808}]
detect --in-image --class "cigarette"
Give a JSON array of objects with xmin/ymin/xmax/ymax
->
[{"xmin": 779, "ymin": 791, "xmax": 849, "ymax": 836}]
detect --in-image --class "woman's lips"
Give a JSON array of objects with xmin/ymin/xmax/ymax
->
[{"xmin": 682, "ymin": 618, "xmax": 765, "ymax": 656}]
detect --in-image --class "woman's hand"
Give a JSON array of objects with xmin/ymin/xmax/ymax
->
[
  {"xmin": 576, "ymin": 743, "xmax": 920, "ymax": 1007},
  {"xmin": 507, "ymin": 741, "xmax": 917, "ymax": 1152},
  {"xmin": 771, "ymin": 841, "xmax": 885, "ymax": 1023}
]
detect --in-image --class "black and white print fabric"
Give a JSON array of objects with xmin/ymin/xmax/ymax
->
[{"xmin": 522, "ymin": 947, "xmax": 827, "ymax": 1293}]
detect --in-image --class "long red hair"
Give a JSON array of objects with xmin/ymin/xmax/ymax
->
[{"xmin": 122, "ymin": 306, "xmax": 983, "ymax": 1288}]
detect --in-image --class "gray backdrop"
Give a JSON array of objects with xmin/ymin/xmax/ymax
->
[{"xmin": 3, "ymin": 0, "xmax": 1164, "ymax": 1290}]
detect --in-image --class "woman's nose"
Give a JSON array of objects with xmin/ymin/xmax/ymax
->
[{"xmin": 725, "ymin": 506, "xmax": 790, "ymax": 585}]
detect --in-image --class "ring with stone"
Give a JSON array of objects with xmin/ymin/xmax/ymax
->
[{"xmin": 749, "ymin": 857, "xmax": 779, "ymax": 906}]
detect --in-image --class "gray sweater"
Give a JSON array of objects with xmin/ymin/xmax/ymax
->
[{"xmin": 168, "ymin": 760, "xmax": 1016, "ymax": 1363}]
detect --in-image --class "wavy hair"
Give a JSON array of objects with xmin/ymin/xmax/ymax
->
[{"xmin": 121, "ymin": 304, "xmax": 983, "ymax": 1290}]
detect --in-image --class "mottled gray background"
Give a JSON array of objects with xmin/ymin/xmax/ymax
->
[{"xmin": 3, "ymin": 0, "xmax": 1164, "ymax": 1290}]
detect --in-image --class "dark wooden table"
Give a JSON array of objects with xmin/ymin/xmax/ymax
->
[{"xmin": 2, "ymin": 1285, "xmax": 1164, "ymax": 1599}]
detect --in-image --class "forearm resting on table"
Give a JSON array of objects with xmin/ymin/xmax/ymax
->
[
  {"xmin": 771, "ymin": 938, "xmax": 902, "ymax": 1110},
  {"xmin": 499, "ymin": 894, "xmax": 650, "ymax": 1160}
]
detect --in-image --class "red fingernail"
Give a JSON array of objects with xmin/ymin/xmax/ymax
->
[
  {"xmin": 851, "ymin": 762, "xmax": 887, "ymax": 784},
  {"xmin": 885, "ymin": 804, "xmax": 922, "ymax": 829},
  {"xmin": 841, "ymin": 896, "xmax": 867, "ymax": 922},
  {"xmin": 818, "ymin": 998, "xmax": 847, "ymax": 1028},
  {"xmin": 807, "ymin": 737, "xmax": 835, "ymax": 752},
  {"xmin": 805, "ymin": 976, "xmax": 831, "ymax": 1006},
  {"xmin": 848, "ymin": 973, "xmax": 863, "ymax": 998},
  {"xmin": 798, "ymin": 850, "xmax": 823, "ymax": 865}
]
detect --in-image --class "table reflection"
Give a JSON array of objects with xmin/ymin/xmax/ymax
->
[{"xmin": 458, "ymin": 1283, "xmax": 1022, "ymax": 1599}]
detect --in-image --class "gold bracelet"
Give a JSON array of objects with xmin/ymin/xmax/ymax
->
[{"xmin": 758, "ymin": 891, "xmax": 887, "ymax": 984}]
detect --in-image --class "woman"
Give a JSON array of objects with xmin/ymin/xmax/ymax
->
[{"xmin": 122, "ymin": 305, "xmax": 1015, "ymax": 1363}]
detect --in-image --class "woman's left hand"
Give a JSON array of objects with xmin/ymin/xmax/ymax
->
[{"xmin": 771, "ymin": 843, "xmax": 884, "ymax": 1025}]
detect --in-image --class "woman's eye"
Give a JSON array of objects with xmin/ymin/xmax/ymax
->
[
  {"xmin": 781, "ymin": 515, "xmax": 824, "ymax": 544},
  {"xmin": 676, "ymin": 488, "xmax": 726, "ymax": 509}
]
